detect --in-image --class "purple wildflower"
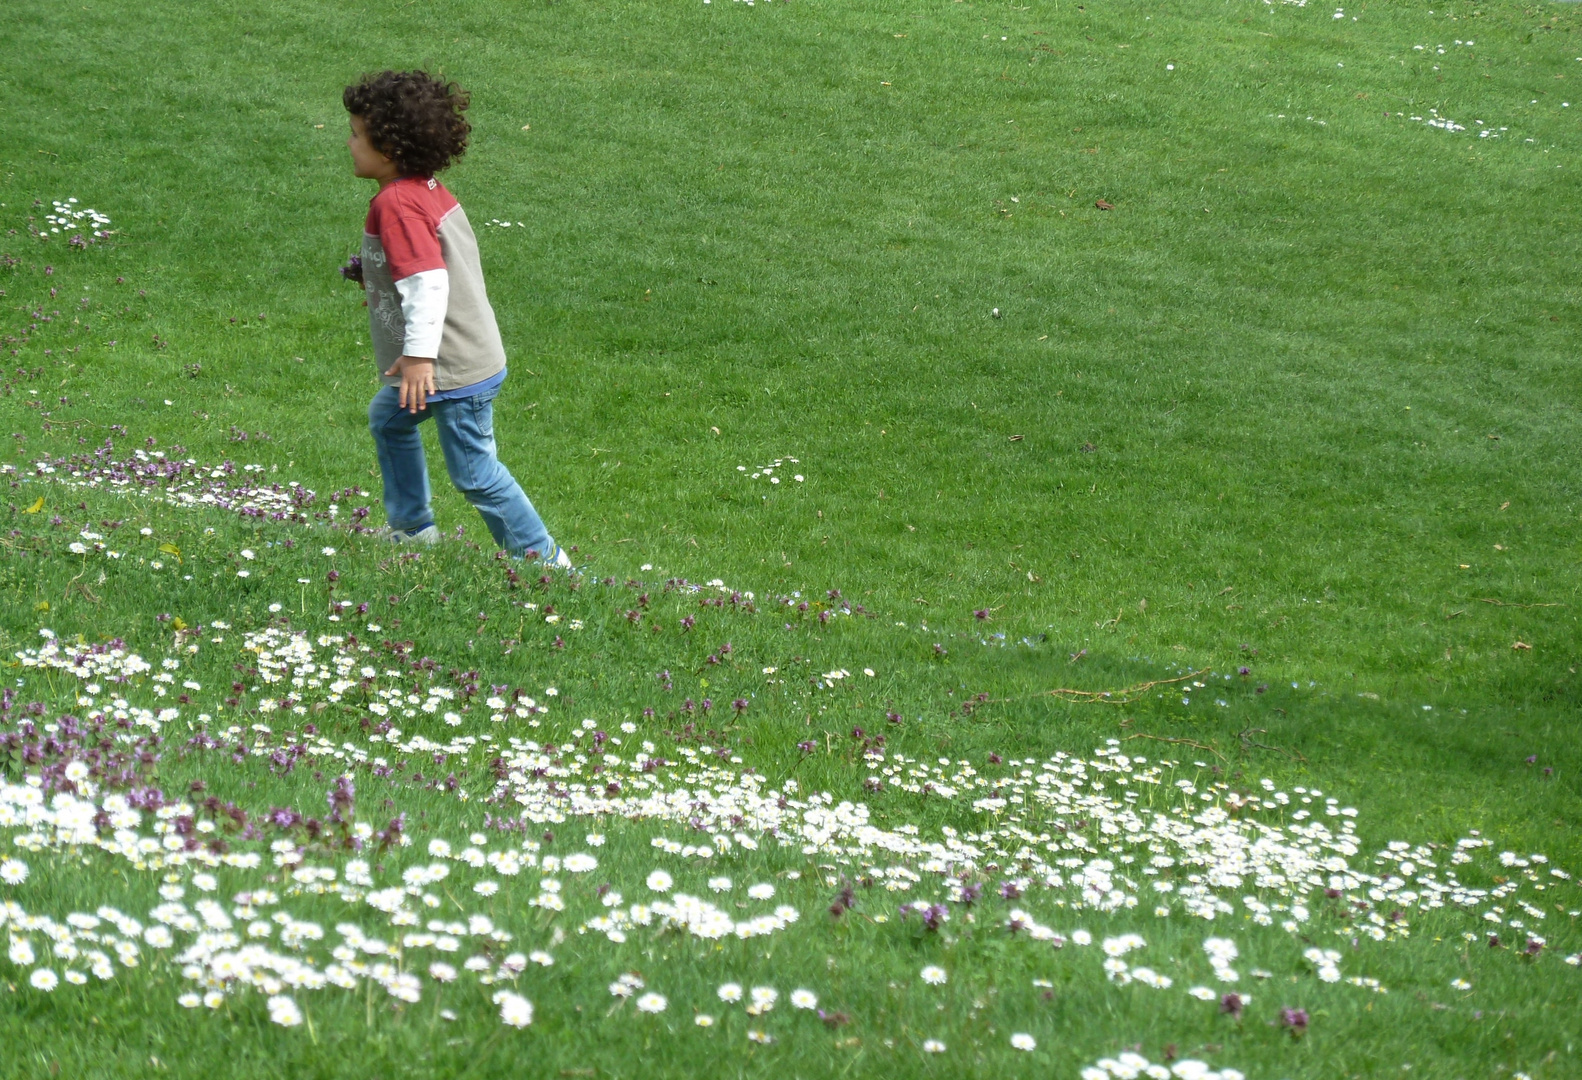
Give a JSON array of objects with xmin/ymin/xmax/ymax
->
[{"xmin": 1279, "ymin": 1007, "xmax": 1309, "ymax": 1036}]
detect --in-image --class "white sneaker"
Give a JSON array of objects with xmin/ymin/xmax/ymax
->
[
  {"xmin": 553, "ymin": 546, "xmax": 574, "ymax": 570},
  {"xmin": 380, "ymin": 524, "xmax": 440, "ymax": 545}
]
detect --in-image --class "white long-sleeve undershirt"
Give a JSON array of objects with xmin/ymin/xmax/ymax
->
[{"xmin": 393, "ymin": 268, "xmax": 449, "ymax": 359}]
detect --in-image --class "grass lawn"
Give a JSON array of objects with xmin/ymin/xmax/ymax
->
[{"xmin": 0, "ymin": 0, "xmax": 1579, "ymax": 1076}]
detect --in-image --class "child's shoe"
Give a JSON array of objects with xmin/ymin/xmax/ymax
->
[
  {"xmin": 553, "ymin": 546, "xmax": 574, "ymax": 570},
  {"xmin": 378, "ymin": 524, "xmax": 440, "ymax": 545}
]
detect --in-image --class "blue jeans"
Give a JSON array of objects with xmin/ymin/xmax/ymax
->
[{"xmin": 367, "ymin": 383, "xmax": 555, "ymax": 557}]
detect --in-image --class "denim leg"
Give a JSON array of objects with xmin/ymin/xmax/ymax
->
[
  {"xmin": 431, "ymin": 389, "xmax": 554, "ymax": 557},
  {"xmin": 367, "ymin": 386, "xmax": 435, "ymax": 532}
]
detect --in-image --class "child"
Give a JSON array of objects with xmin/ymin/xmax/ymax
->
[{"xmin": 343, "ymin": 69, "xmax": 569, "ymax": 567}]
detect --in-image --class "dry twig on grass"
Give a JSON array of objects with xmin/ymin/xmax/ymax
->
[
  {"xmin": 1236, "ymin": 727, "xmax": 1308, "ymax": 763},
  {"xmin": 1121, "ymin": 733, "xmax": 1226, "ymax": 762},
  {"xmin": 1001, "ymin": 667, "xmax": 1209, "ymax": 707}
]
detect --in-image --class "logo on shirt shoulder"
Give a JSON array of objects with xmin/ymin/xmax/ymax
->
[{"xmin": 427, "ymin": 177, "xmax": 437, "ymax": 190}]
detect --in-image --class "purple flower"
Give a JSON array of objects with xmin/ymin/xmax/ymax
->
[
  {"xmin": 999, "ymin": 881, "xmax": 1022, "ymax": 900},
  {"xmin": 974, "ymin": 608, "xmax": 990, "ymax": 621},
  {"xmin": 829, "ymin": 886, "xmax": 855, "ymax": 917},
  {"xmin": 1279, "ymin": 1007, "xmax": 1309, "ymax": 1036},
  {"xmin": 1219, "ymin": 993, "xmax": 1243, "ymax": 1019},
  {"xmin": 732, "ymin": 698, "xmax": 748, "ymax": 714},
  {"xmin": 265, "ymin": 806, "xmax": 301, "ymax": 829},
  {"xmin": 375, "ymin": 813, "xmax": 406, "ymax": 851},
  {"xmin": 1524, "ymin": 937, "xmax": 1544, "ymax": 957},
  {"xmin": 797, "ymin": 740, "xmax": 817, "ymax": 755},
  {"xmin": 326, "ymin": 775, "xmax": 356, "ymax": 824},
  {"xmin": 340, "ymin": 256, "xmax": 364, "ymax": 284}
]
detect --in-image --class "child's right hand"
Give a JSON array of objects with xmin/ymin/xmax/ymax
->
[{"xmin": 385, "ymin": 355, "xmax": 437, "ymax": 413}]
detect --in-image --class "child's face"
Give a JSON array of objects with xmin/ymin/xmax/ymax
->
[{"xmin": 347, "ymin": 115, "xmax": 398, "ymax": 181}]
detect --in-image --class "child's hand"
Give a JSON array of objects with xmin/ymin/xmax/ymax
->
[{"xmin": 385, "ymin": 356, "xmax": 437, "ymax": 413}]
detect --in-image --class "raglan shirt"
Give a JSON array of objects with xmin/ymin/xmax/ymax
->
[{"xmin": 362, "ymin": 176, "xmax": 507, "ymax": 397}]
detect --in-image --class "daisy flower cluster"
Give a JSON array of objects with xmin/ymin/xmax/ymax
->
[
  {"xmin": 713, "ymin": 981, "xmax": 798, "ymax": 1018},
  {"xmin": 1, "ymin": 898, "xmax": 142, "ymax": 991},
  {"xmin": 1302, "ymin": 946, "xmax": 1343, "ymax": 983},
  {"xmin": 736, "ymin": 457, "xmax": 804, "ymax": 485},
  {"xmin": 0, "ymin": 778, "xmax": 576, "ymax": 1018},
  {"xmin": 1081, "ymin": 1051, "xmax": 1246, "ymax": 1080},
  {"xmin": 13, "ymin": 445, "xmax": 368, "ymax": 525},
  {"xmin": 1409, "ymin": 109, "xmax": 1467, "ymax": 133},
  {"xmin": 35, "ymin": 197, "xmax": 113, "ymax": 246},
  {"xmin": 10, "ymin": 617, "xmax": 1578, "ymax": 961},
  {"xmin": 582, "ymin": 881, "xmax": 799, "ymax": 944},
  {"xmin": 1099, "ymin": 933, "xmax": 1170, "ymax": 987},
  {"xmin": 0, "ymin": 598, "xmax": 1578, "ymax": 1049}
]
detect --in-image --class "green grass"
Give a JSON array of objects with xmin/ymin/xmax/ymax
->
[{"xmin": 0, "ymin": 0, "xmax": 1580, "ymax": 1076}]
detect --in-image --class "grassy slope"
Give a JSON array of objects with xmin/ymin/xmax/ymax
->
[{"xmin": 0, "ymin": 0, "xmax": 1580, "ymax": 1075}]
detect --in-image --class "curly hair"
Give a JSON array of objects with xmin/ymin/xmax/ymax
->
[{"xmin": 343, "ymin": 70, "xmax": 471, "ymax": 177}]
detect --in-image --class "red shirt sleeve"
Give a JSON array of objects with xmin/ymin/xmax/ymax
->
[{"xmin": 368, "ymin": 180, "xmax": 448, "ymax": 282}]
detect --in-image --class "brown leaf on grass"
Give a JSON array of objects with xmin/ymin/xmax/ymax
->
[
  {"xmin": 1513, "ymin": 641, "xmax": 1533, "ymax": 650},
  {"xmin": 1095, "ymin": 199, "xmax": 1115, "ymax": 210}
]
